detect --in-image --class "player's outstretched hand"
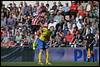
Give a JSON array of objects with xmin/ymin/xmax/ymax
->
[{"xmin": 33, "ymin": 47, "xmax": 36, "ymax": 50}]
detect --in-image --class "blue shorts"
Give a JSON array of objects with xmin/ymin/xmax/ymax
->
[{"xmin": 36, "ymin": 39, "xmax": 49, "ymax": 50}]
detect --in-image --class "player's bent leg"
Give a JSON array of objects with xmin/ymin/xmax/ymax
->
[
  {"xmin": 38, "ymin": 49, "xmax": 43, "ymax": 65},
  {"xmin": 91, "ymin": 51, "xmax": 95, "ymax": 62}
]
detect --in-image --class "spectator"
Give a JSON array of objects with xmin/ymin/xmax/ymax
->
[
  {"xmin": 1, "ymin": 4, "xmax": 8, "ymax": 17},
  {"xmin": 32, "ymin": 5, "xmax": 38, "ymax": 17},
  {"xmin": 19, "ymin": 1, "xmax": 23, "ymax": 9},
  {"xmin": 28, "ymin": 4, "xmax": 33, "ymax": 16},
  {"xmin": 23, "ymin": 2, "xmax": 29, "ymax": 16},
  {"xmin": 57, "ymin": 1, "xmax": 63, "ymax": 11},
  {"xmin": 48, "ymin": 11, "xmax": 56, "ymax": 29},
  {"xmin": 63, "ymin": 3, "xmax": 70, "ymax": 14},
  {"xmin": 86, "ymin": 1, "xmax": 92, "ymax": 12},
  {"xmin": 7, "ymin": 39, "xmax": 16, "ymax": 47},
  {"xmin": 48, "ymin": 21, "xmax": 56, "ymax": 30},
  {"xmin": 55, "ymin": 27, "xmax": 64, "ymax": 47},
  {"xmin": 75, "ymin": 13, "xmax": 83, "ymax": 33},
  {"xmin": 8, "ymin": 28, "xmax": 14, "ymax": 41},
  {"xmin": 54, "ymin": 11, "xmax": 64, "ymax": 26},
  {"xmin": 39, "ymin": 3, "xmax": 47, "ymax": 13},
  {"xmin": 71, "ymin": 32, "xmax": 84, "ymax": 47},
  {"xmin": 56, "ymin": 21, "xmax": 64, "ymax": 34},
  {"xmin": 48, "ymin": 10, "xmax": 54, "ymax": 23},
  {"xmin": 12, "ymin": 2, "xmax": 19, "ymax": 16},
  {"xmin": 91, "ymin": 4, "xmax": 99, "ymax": 18},
  {"xmin": 90, "ymin": 21, "xmax": 97, "ymax": 35},
  {"xmin": 46, "ymin": 3, "xmax": 50, "ymax": 11},
  {"xmin": 51, "ymin": 2, "xmax": 57, "ymax": 11},
  {"xmin": 77, "ymin": 1, "xmax": 83, "ymax": 10},
  {"xmin": 27, "ymin": 32, "xmax": 33, "ymax": 45},
  {"xmin": 63, "ymin": 21, "xmax": 69, "ymax": 36},
  {"xmin": 85, "ymin": 25, "xmax": 91, "ymax": 35},
  {"xmin": 58, "ymin": 1, "xmax": 63, "ymax": 7},
  {"xmin": 1, "ymin": 15, "xmax": 7, "ymax": 27},
  {"xmin": 75, "ymin": 13, "xmax": 82, "ymax": 22},
  {"xmin": 70, "ymin": 15, "xmax": 76, "ymax": 24},
  {"xmin": 6, "ymin": 14, "xmax": 16, "ymax": 26},
  {"xmin": 78, "ymin": 6, "xmax": 86, "ymax": 18},
  {"xmin": 49, "ymin": 26, "xmax": 56, "ymax": 47},
  {"xmin": 1, "ymin": 1, "xmax": 99, "ymax": 48},
  {"xmin": 64, "ymin": 14, "xmax": 72, "ymax": 31},
  {"xmin": 49, "ymin": 37, "xmax": 56, "ymax": 47},
  {"xmin": 64, "ymin": 31, "xmax": 74, "ymax": 47},
  {"xmin": 15, "ymin": 31, "xmax": 22, "ymax": 46},
  {"xmin": 22, "ymin": 34, "xmax": 29, "ymax": 46},
  {"xmin": 76, "ymin": 19, "xmax": 82, "ymax": 30},
  {"xmin": 7, "ymin": 3, "xmax": 13, "ymax": 11},
  {"xmin": 2, "ymin": 31, "xmax": 9, "ymax": 47},
  {"xmin": 35, "ymin": 1, "xmax": 40, "ymax": 14},
  {"xmin": 70, "ymin": 1, "xmax": 78, "ymax": 17},
  {"xmin": 81, "ymin": 1, "xmax": 88, "ymax": 10},
  {"xmin": 94, "ymin": 30, "xmax": 99, "ymax": 47}
]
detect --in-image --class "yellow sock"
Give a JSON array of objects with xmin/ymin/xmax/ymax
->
[
  {"xmin": 46, "ymin": 51, "xmax": 49, "ymax": 63},
  {"xmin": 87, "ymin": 48, "xmax": 90, "ymax": 59},
  {"xmin": 38, "ymin": 51, "xmax": 42, "ymax": 63}
]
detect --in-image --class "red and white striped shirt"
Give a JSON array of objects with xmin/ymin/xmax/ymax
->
[{"xmin": 32, "ymin": 15, "xmax": 43, "ymax": 25}]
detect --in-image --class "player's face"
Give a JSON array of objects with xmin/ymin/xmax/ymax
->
[{"xmin": 41, "ymin": 12, "xmax": 47, "ymax": 18}]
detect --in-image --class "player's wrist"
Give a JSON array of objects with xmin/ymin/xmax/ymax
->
[{"xmin": 33, "ymin": 46, "xmax": 35, "ymax": 50}]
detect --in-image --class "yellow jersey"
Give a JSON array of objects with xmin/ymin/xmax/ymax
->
[{"xmin": 39, "ymin": 27, "xmax": 51, "ymax": 41}]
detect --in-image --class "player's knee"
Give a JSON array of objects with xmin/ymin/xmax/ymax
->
[{"xmin": 39, "ymin": 49, "xmax": 43, "ymax": 53}]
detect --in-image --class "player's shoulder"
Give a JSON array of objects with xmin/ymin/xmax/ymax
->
[{"xmin": 43, "ymin": 27, "xmax": 48, "ymax": 30}]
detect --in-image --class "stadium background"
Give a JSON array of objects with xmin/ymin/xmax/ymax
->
[
  {"xmin": 2, "ymin": 1, "xmax": 72, "ymax": 8},
  {"xmin": 1, "ymin": 1, "xmax": 99, "ymax": 66}
]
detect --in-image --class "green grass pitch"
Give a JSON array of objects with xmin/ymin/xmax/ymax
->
[{"xmin": 1, "ymin": 62, "xmax": 99, "ymax": 66}]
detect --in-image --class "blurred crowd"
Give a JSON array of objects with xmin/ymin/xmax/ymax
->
[{"xmin": 1, "ymin": 1, "xmax": 99, "ymax": 48}]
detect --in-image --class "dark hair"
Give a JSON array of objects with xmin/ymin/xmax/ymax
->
[{"xmin": 46, "ymin": 4, "xmax": 49, "ymax": 7}]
